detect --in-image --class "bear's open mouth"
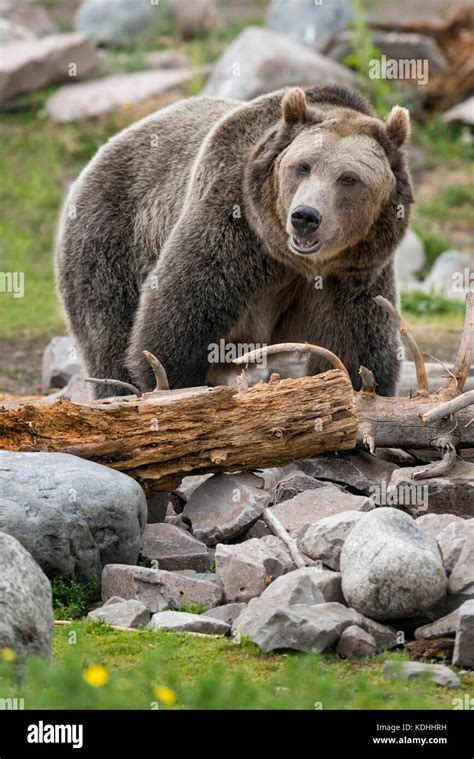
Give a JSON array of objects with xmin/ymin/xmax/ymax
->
[{"xmin": 289, "ymin": 236, "xmax": 323, "ymax": 255}]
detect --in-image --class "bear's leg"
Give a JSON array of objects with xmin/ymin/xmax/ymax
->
[
  {"xmin": 57, "ymin": 256, "xmax": 140, "ymax": 399},
  {"xmin": 126, "ymin": 219, "xmax": 276, "ymax": 391}
]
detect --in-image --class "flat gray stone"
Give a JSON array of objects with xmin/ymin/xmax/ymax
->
[
  {"xmin": 300, "ymin": 511, "xmax": 363, "ymax": 570},
  {"xmin": 388, "ymin": 461, "xmax": 474, "ymax": 517},
  {"xmin": 272, "ymin": 472, "xmax": 326, "ymax": 503},
  {"xmin": 234, "ymin": 600, "xmax": 360, "ymax": 653},
  {"xmin": 417, "ymin": 513, "xmax": 464, "ymax": 568},
  {"xmin": 453, "ymin": 600, "xmax": 474, "ymax": 668},
  {"xmin": 303, "ymin": 568, "xmax": 345, "ymax": 603},
  {"xmin": 202, "ymin": 26, "xmax": 354, "ymax": 100},
  {"xmin": 0, "ymin": 452, "xmax": 147, "ymax": 582},
  {"xmin": 0, "ymin": 532, "xmax": 53, "ymax": 659},
  {"xmin": 142, "ymin": 523, "xmax": 210, "ymax": 572},
  {"xmin": 252, "ymin": 568, "xmax": 326, "ymax": 607},
  {"xmin": 336, "ymin": 625, "xmax": 377, "ymax": 659},
  {"xmin": 340, "ymin": 508, "xmax": 447, "ymax": 620},
  {"xmin": 101, "ymin": 564, "xmax": 222, "ymax": 612},
  {"xmin": 0, "ymin": 33, "xmax": 98, "ymax": 104},
  {"xmin": 46, "ymin": 68, "xmax": 193, "ymax": 123},
  {"xmin": 215, "ymin": 536, "xmax": 293, "ymax": 603},
  {"xmin": 147, "ymin": 611, "xmax": 230, "ymax": 635},
  {"xmin": 415, "ymin": 608, "xmax": 461, "ymax": 640},
  {"xmin": 183, "ymin": 472, "xmax": 269, "ymax": 546},
  {"xmin": 299, "ymin": 451, "xmax": 397, "ymax": 498},
  {"xmin": 268, "ymin": 487, "xmax": 373, "ymax": 536},
  {"xmin": 384, "ymin": 660, "xmax": 460, "ymax": 688},
  {"xmin": 88, "ymin": 598, "xmax": 150, "ymax": 628},
  {"xmin": 202, "ymin": 603, "xmax": 247, "ymax": 627}
]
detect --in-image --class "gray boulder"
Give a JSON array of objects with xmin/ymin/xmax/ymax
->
[
  {"xmin": 202, "ymin": 26, "xmax": 354, "ymax": 100},
  {"xmin": 183, "ymin": 472, "xmax": 269, "ymax": 545},
  {"xmin": 336, "ymin": 625, "xmax": 377, "ymax": 659},
  {"xmin": 415, "ymin": 608, "xmax": 462, "ymax": 641},
  {"xmin": 267, "ymin": 0, "xmax": 353, "ymax": 49},
  {"xmin": 148, "ymin": 610, "xmax": 230, "ymax": 635},
  {"xmin": 268, "ymin": 487, "xmax": 373, "ymax": 536},
  {"xmin": 447, "ymin": 522, "xmax": 474, "ymax": 607},
  {"xmin": 46, "ymin": 68, "xmax": 192, "ymax": 123},
  {"xmin": 394, "ymin": 230, "xmax": 426, "ymax": 286},
  {"xmin": 88, "ymin": 598, "xmax": 150, "ymax": 629},
  {"xmin": 340, "ymin": 508, "xmax": 447, "ymax": 620},
  {"xmin": 42, "ymin": 336, "xmax": 82, "ymax": 391},
  {"xmin": 443, "ymin": 97, "xmax": 474, "ymax": 127},
  {"xmin": 299, "ymin": 450, "xmax": 397, "ymax": 497},
  {"xmin": 384, "ymin": 660, "xmax": 460, "ymax": 688},
  {"xmin": 388, "ymin": 460, "xmax": 474, "ymax": 517},
  {"xmin": 0, "ymin": 452, "xmax": 147, "ymax": 582},
  {"xmin": 142, "ymin": 523, "xmax": 210, "ymax": 572},
  {"xmin": 0, "ymin": 532, "xmax": 53, "ymax": 658},
  {"xmin": 0, "ymin": 33, "xmax": 98, "ymax": 104},
  {"xmin": 0, "ymin": 1, "xmax": 56, "ymax": 37},
  {"xmin": 75, "ymin": 0, "xmax": 155, "ymax": 44},
  {"xmin": 300, "ymin": 511, "xmax": 363, "ymax": 570},
  {"xmin": 234, "ymin": 600, "xmax": 360, "ymax": 653},
  {"xmin": 424, "ymin": 250, "xmax": 473, "ymax": 302},
  {"xmin": 453, "ymin": 600, "xmax": 474, "ymax": 669},
  {"xmin": 215, "ymin": 536, "xmax": 293, "ymax": 603},
  {"xmin": 272, "ymin": 471, "xmax": 325, "ymax": 503},
  {"xmin": 101, "ymin": 564, "xmax": 222, "ymax": 612},
  {"xmin": 202, "ymin": 603, "xmax": 247, "ymax": 627}
]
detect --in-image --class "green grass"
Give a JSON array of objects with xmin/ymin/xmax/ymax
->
[
  {"xmin": 401, "ymin": 290, "xmax": 466, "ymax": 317},
  {"xmin": 0, "ymin": 623, "xmax": 472, "ymax": 710},
  {"xmin": 412, "ymin": 118, "xmax": 474, "ymax": 167},
  {"xmin": 52, "ymin": 578, "xmax": 101, "ymax": 621}
]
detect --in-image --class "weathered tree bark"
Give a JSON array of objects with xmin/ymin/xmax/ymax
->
[
  {"xmin": 1, "ymin": 295, "xmax": 472, "ymax": 489},
  {"xmin": 0, "ymin": 370, "xmax": 357, "ymax": 492}
]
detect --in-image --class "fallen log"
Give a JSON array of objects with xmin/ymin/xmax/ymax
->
[
  {"xmin": 0, "ymin": 368, "xmax": 357, "ymax": 493},
  {"xmin": 1, "ymin": 295, "xmax": 472, "ymax": 490}
]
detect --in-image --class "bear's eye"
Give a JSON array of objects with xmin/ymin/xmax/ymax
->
[
  {"xmin": 339, "ymin": 174, "xmax": 358, "ymax": 186},
  {"xmin": 296, "ymin": 162, "xmax": 311, "ymax": 175}
]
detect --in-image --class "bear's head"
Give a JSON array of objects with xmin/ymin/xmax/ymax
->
[{"xmin": 245, "ymin": 85, "xmax": 414, "ymax": 277}]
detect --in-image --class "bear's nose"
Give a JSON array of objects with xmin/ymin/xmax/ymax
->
[{"xmin": 291, "ymin": 206, "xmax": 322, "ymax": 236}]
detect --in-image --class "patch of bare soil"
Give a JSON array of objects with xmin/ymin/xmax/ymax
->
[{"xmin": 0, "ymin": 333, "xmax": 55, "ymax": 397}]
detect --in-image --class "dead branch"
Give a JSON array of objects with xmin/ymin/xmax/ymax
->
[
  {"xmin": 143, "ymin": 350, "xmax": 170, "ymax": 391},
  {"xmin": 233, "ymin": 342, "xmax": 348, "ymax": 374},
  {"xmin": 435, "ymin": 292, "xmax": 473, "ymax": 399},
  {"xmin": 85, "ymin": 378, "xmax": 142, "ymax": 397},
  {"xmin": 261, "ymin": 508, "xmax": 308, "ymax": 569},
  {"xmin": 421, "ymin": 389, "xmax": 474, "ymax": 426},
  {"xmin": 374, "ymin": 295, "xmax": 429, "ymax": 396},
  {"xmin": 411, "ymin": 440, "xmax": 458, "ymax": 480}
]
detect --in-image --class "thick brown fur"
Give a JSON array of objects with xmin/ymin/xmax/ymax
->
[{"xmin": 56, "ymin": 85, "xmax": 414, "ymax": 397}]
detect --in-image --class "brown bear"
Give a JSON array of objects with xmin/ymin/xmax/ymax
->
[{"xmin": 55, "ymin": 84, "xmax": 413, "ymax": 397}]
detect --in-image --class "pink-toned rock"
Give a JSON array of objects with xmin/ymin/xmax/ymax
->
[
  {"xmin": 46, "ymin": 68, "xmax": 193, "ymax": 122},
  {"xmin": 0, "ymin": 33, "xmax": 98, "ymax": 103}
]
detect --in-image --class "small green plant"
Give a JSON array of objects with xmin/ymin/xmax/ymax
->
[
  {"xmin": 401, "ymin": 291, "xmax": 465, "ymax": 317},
  {"xmin": 411, "ymin": 226, "xmax": 451, "ymax": 274},
  {"xmin": 344, "ymin": 0, "xmax": 397, "ymax": 115},
  {"xmin": 168, "ymin": 602, "xmax": 208, "ymax": 615},
  {"xmin": 52, "ymin": 578, "xmax": 101, "ymax": 620}
]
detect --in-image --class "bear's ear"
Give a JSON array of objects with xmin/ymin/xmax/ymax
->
[
  {"xmin": 282, "ymin": 87, "xmax": 308, "ymax": 126},
  {"xmin": 385, "ymin": 105, "xmax": 410, "ymax": 147}
]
